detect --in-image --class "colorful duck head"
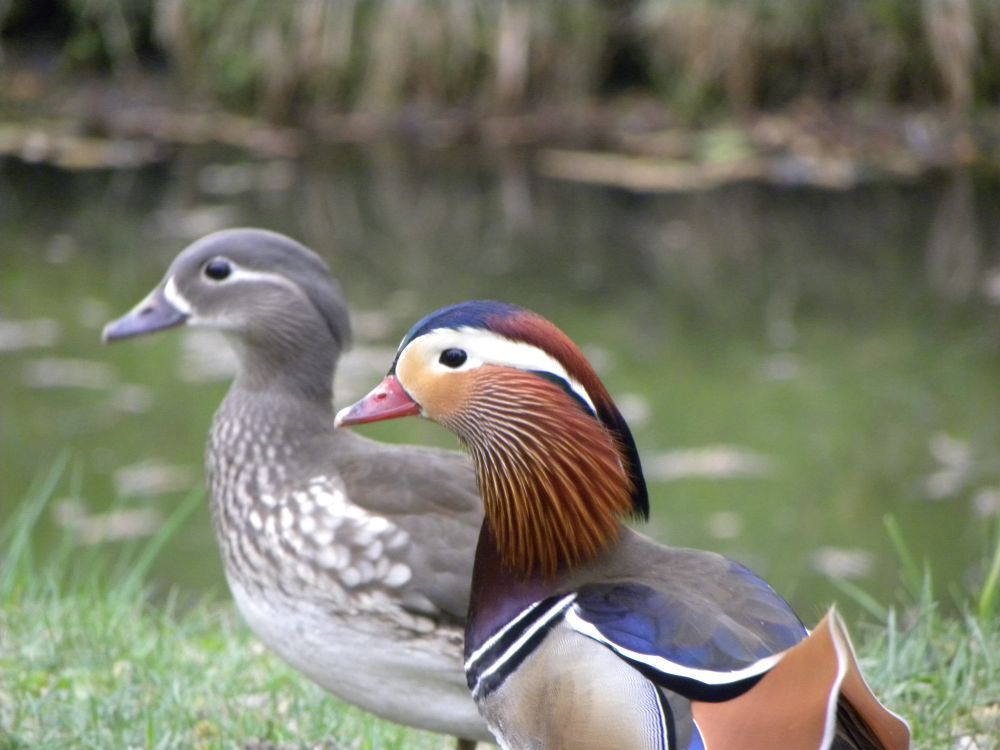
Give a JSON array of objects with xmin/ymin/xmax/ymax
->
[{"xmin": 337, "ymin": 299, "xmax": 648, "ymax": 577}]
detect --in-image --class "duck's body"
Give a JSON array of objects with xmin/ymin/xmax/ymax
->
[
  {"xmin": 337, "ymin": 299, "xmax": 911, "ymax": 750},
  {"xmin": 104, "ymin": 230, "xmax": 490, "ymax": 745},
  {"xmin": 209, "ymin": 386, "xmax": 482, "ymax": 738},
  {"xmin": 465, "ymin": 526, "xmax": 805, "ymax": 749}
]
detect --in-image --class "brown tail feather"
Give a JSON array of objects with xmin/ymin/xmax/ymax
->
[
  {"xmin": 691, "ymin": 608, "xmax": 910, "ymax": 750},
  {"xmin": 828, "ymin": 609, "xmax": 910, "ymax": 750}
]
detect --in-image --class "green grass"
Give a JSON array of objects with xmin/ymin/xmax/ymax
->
[
  {"xmin": 1, "ymin": 464, "xmax": 998, "ymax": 749},
  {"xmin": 826, "ymin": 512, "xmax": 1000, "ymax": 748},
  {"xmin": 0, "ymin": 463, "xmax": 449, "ymax": 750},
  {"xmin": 862, "ymin": 604, "xmax": 999, "ymax": 749}
]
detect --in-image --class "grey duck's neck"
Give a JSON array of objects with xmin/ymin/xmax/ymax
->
[{"xmin": 229, "ymin": 333, "xmax": 337, "ymax": 404}]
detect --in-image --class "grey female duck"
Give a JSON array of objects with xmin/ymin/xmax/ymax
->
[{"xmin": 103, "ymin": 229, "xmax": 490, "ymax": 747}]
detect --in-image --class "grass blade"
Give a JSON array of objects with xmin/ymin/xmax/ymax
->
[
  {"xmin": 828, "ymin": 574, "xmax": 890, "ymax": 622},
  {"xmin": 977, "ymin": 513, "xmax": 1000, "ymax": 623},
  {"xmin": 884, "ymin": 514, "xmax": 926, "ymax": 602},
  {"xmin": 118, "ymin": 489, "xmax": 203, "ymax": 594},
  {"xmin": 0, "ymin": 453, "xmax": 69, "ymax": 595}
]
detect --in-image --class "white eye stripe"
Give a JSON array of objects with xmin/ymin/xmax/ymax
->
[
  {"xmin": 196, "ymin": 261, "xmax": 308, "ymax": 302},
  {"xmin": 161, "ymin": 264, "xmax": 305, "ymax": 326},
  {"xmin": 218, "ymin": 265, "xmax": 304, "ymax": 295},
  {"xmin": 414, "ymin": 327, "xmax": 598, "ymax": 415}
]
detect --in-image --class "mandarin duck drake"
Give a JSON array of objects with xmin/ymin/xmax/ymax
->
[
  {"xmin": 102, "ymin": 230, "xmax": 491, "ymax": 747},
  {"xmin": 336, "ymin": 300, "xmax": 911, "ymax": 750}
]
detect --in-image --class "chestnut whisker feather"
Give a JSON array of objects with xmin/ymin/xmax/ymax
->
[{"xmin": 448, "ymin": 371, "xmax": 633, "ymax": 577}]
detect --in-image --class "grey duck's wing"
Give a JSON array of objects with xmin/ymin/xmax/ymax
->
[{"xmin": 331, "ymin": 429, "xmax": 483, "ymax": 622}]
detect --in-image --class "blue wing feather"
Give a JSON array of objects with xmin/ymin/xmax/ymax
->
[{"xmin": 570, "ymin": 559, "xmax": 807, "ymax": 701}]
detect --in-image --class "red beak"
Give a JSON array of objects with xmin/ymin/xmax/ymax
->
[{"xmin": 335, "ymin": 374, "xmax": 422, "ymax": 427}]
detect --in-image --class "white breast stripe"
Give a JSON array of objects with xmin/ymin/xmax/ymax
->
[
  {"xmin": 565, "ymin": 606, "xmax": 785, "ymax": 686},
  {"xmin": 655, "ymin": 684, "xmax": 671, "ymax": 750},
  {"xmin": 469, "ymin": 593, "xmax": 576, "ymax": 698},
  {"xmin": 464, "ymin": 597, "xmax": 547, "ymax": 670}
]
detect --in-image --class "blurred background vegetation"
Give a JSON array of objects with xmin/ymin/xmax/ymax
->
[
  {"xmin": 1, "ymin": 0, "xmax": 998, "ymax": 122},
  {"xmin": 3, "ymin": 3, "xmax": 1000, "ymax": 746},
  {"xmin": 1, "ymin": 0, "xmax": 998, "ymax": 628}
]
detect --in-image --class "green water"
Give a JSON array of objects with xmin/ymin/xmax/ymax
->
[{"xmin": 2, "ymin": 146, "xmax": 999, "ymax": 623}]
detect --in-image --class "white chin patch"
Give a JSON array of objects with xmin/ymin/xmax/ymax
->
[{"xmin": 163, "ymin": 276, "xmax": 193, "ymax": 314}]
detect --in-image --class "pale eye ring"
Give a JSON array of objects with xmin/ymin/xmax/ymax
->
[
  {"xmin": 203, "ymin": 258, "xmax": 232, "ymax": 281},
  {"xmin": 439, "ymin": 348, "xmax": 467, "ymax": 368}
]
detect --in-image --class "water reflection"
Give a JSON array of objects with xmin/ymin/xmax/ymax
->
[
  {"xmin": 926, "ymin": 172, "xmax": 980, "ymax": 301},
  {"xmin": 2, "ymin": 146, "xmax": 998, "ymax": 621}
]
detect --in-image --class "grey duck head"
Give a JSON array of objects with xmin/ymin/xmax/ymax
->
[{"xmin": 103, "ymin": 228, "xmax": 351, "ymax": 400}]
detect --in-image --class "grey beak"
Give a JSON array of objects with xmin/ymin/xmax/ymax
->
[{"xmin": 102, "ymin": 286, "xmax": 189, "ymax": 343}]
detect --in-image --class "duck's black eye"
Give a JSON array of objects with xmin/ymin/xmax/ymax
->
[
  {"xmin": 439, "ymin": 348, "xmax": 467, "ymax": 368},
  {"xmin": 204, "ymin": 259, "xmax": 231, "ymax": 281}
]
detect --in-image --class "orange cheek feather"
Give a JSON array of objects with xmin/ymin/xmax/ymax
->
[{"xmin": 395, "ymin": 353, "xmax": 473, "ymax": 423}]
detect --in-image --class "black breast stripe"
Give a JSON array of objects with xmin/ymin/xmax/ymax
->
[{"xmin": 466, "ymin": 593, "xmax": 576, "ymax": 699}]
